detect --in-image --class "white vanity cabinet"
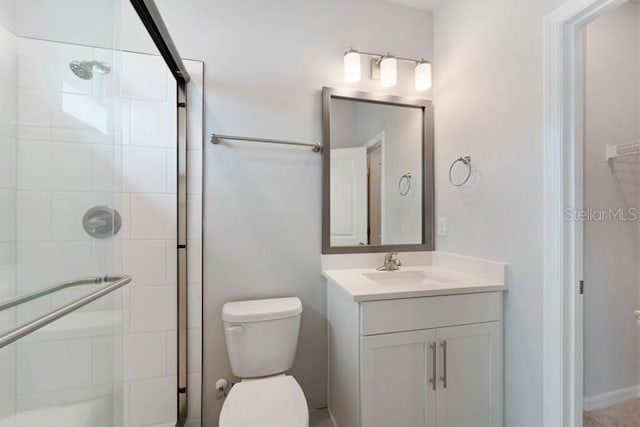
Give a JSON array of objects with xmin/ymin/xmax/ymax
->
[{"xmin": 327, "ymin": 281, "xmax": 503, "ymax": 427}]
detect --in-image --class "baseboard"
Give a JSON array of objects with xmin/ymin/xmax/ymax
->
[{"xmin": 584, "ymin": 385, "xmax": 640, "ymax": 411}]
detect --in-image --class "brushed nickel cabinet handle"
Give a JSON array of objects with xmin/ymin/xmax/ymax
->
[
  {"xmin": 429, "ymin": 341, "xmax": 437, "ymax": 391},
  {"xmin": 440, "ymin": 340, "xmax": 448, "ymax": 388}
]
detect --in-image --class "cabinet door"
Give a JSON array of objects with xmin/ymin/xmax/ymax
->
[
  {"xmin": 435, "ymin": 322, "xmax": 502, "ymax": 427},
  {"xmin": 361, "ymin": 329, "xmax": 437, "ymax": 427}
]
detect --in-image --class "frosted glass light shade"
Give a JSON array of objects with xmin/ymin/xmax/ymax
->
[
  {"xmin": 343, "ymin": 50, "xmax": 361, "ymax": 83},
  {"xmin": 415, "ymin": 61, "xmax": 432, "ymax": 91},
  {"xmin": 380, "ymin": 56, "xmax": 397, "ymax": 87}
]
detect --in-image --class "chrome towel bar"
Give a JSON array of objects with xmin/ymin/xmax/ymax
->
[
  {"xmin": 210, "ymin": 133, "xmax": 323, "ymax": 153},
  {"xmin": 0, "ymin": 275, "xmax": 131, "ymax": 349},
  {"xmin": 0, "ymin": 276, "xmax": 106, "ymax": 312}
]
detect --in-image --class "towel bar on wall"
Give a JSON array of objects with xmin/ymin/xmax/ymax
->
[{"xmin": 210, "ymin": 133, "xmax": 323, "ymax": 153}]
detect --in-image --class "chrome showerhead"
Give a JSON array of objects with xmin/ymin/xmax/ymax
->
[{"xmin": 69, "ymin": 60, "xmax": 111, "ymax": 80}]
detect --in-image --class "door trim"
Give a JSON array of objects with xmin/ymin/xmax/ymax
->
[{"xmin": 542, "ymin": 0, "xmax": 626, "ymax": 425}]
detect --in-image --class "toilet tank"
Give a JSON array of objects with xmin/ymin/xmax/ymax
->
[{"xmin": 222, "ymin": 297, "xmax": 302, "ymax": 378}]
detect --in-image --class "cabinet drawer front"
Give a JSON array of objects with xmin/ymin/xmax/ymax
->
[{"xmin": 360, "ymin": 292, "xmax": 502, "ymax": 336}]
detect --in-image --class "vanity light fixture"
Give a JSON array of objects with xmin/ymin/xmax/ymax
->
[
  {"xmin": 343, "ymin": 48, "xmax": 361, "ymax": 83},
  {"xmin": 414, "ymin": 60, "xmax": 432, "ymax": 91},
  {"xmin": 380, "ymin": 55, "xmax": 397, "ymax": 87},
  {"xmin": 343, "ymin": 48, "xmax": 432, "ymax": 91}
]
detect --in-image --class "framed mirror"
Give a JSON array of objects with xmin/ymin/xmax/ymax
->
[{"xmin": 322, "ymin": 87, "xmax": 434, "ymax": 254}]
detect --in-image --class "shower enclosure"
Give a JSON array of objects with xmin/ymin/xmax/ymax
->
[{"xmin": 0, "ymin": 1, "xmax": 195, "ymax": 426}]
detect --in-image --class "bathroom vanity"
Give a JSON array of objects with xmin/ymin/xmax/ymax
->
[{"xmin": 324, "ymin": 252, "xmax": 507, "ymax": 427}]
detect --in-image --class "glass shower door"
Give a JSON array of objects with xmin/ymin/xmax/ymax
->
[{"xmin": 0, "ymin": 1, "xmax": 128, "ymax": 425}]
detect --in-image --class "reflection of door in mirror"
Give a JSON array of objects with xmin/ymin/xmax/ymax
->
[
  {"xmin": 368, "ymin": 144, "xmax": 382, "ymax": 245},
  {"xmin": 330, "ymin": 147, "xmax": 367, "ymax": 246}
]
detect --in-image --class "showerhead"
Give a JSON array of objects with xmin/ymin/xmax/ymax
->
[{"xmin": 69, "ymin": 60, "xmax": 111, "ymax": 80}]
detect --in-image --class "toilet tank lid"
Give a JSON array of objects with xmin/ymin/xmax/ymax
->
[{"xmin": 222, "ymin": 297, "xmax": 302, "ymax": 323}]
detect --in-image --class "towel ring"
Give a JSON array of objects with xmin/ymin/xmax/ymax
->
[
  {"xmin": 399, "ymin": 173, "xmax": 412, "ymax": 196},
  {"xmin": 449, "ymin": 155, "xmax": 472, "ymax": 187}
]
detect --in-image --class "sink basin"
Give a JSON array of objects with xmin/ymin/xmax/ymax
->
[{"xmin": 363, "ymin": 270, "xmax": 450, "ymax": 287}]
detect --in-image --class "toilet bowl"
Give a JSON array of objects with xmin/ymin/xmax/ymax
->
[
  {"xmin": 219, "ymin": 375, "xmax": 308, "ymax": 427},
  {"xmin": 219, "ymin": 297, "xmax": 308, "ymax": 427}
]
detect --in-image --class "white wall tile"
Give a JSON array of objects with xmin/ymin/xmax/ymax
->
[
  {"xmin": 165, "ymin": 240, "xmax": 176, "ymax": 285},
  {"xmin": 18, "ymin": 38, "xmax": 58, "ymax": 91},
  {"xmin": 0, "ymin": 346, "xmax": 16, "ymax": 421},
  {"xmin": 187, "ymin": 239, "xmax": 201, "ymax": 285},
  {"xmin": 16, "ymin": 191, "xmax": 50, "ymax": 241},
  {"xmin": 129, "ymin": 376, "xmax": 176, "ymax": 426},
  {"xmin": 0, "ymin": 136, "xmax": 16, "ymax": 188},
  {"xmin": 187, "ymin": 195, "xmax": 201, "ymax": 240},
  {"xmin": 130, "ymin": 101, "xmax": 175, "ymax": 148},
  {"xmin": 125, "ymin": 332, "xmax": 167, "ymax": 380},
  {"xmin": 0, "ymin": 25, "xmax": 17, "ymax": 85},
  {"xmin": 187, "ymin": 150, "xmax": 202, "ymax": 195},
  {"xmin": 16, "ymin": 241, "xmax": 92, "ymax": 292},
  {"xmin": 92, "ymin": 336, "xmax": 119, "ymax": 386},
  {"xmin": 120, "ymin": 53, "xmax": 167, "ymax": 102},
  {"xmin": 188, "ymin": 289, "xmax": 201, "ymax": 331},
  {"xmin": 17, "ymin": 89, "xmax": 52, "ymax": 130},
  {"xmin": 52, "ymin": 92, "xmax": 112, "ymax": 136},
  {"xmin": 166, "ymin": 330, "xmax": 176, "ymax": 376},
  {"xmin": 118, "ymin": 193, "xmax": 131, "ymax": 240},
  {"xmin": 129, "ymin": 285, "xmax": 176, "ymax": 333},
  {"xmin": 188, "ymin": 329, "xmax": 201, "ymax": 375},
  {"xmin": 92, "ymin": 144, "xmax": 121, "ymax": 193},
  {"xmin": 0, "ymin": 189, "xmax": 15, "ymax": 242},
  {"xmin": 123, "ymin": 240, "xmax": 166, "ymax": 286},
  {"xmin": 130, "ymin": 193, "xmax": 176, "ymax": 240},
  {"xmin": 16, "ymin": 338, "xmax": 92, "ymax": 394},
  {"xmin": 16, "ymin": 392, "xmax": 51, "ymax": 427},
  {"xmin": 166, "ymin": 149, "xmax": 176, "ymax": 194},
  {"xmin": 17, "ymin": 141, "xmax": 92, "ymax": 191},
  {"xmin": 123, "ymin": 146, "xmax": 166, "ymax": 193},
  {"xmin": 121, "ymin": 99, "xmax": 131, "ymax": 146},
  {"xmin": 50, "ymin": 127, "xmax": 112, "ymax": 145},
  {"xmin": 0, "ymin": 81, "xmax": 17, "ymax": 138}
]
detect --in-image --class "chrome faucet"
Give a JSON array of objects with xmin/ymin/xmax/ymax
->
[{"xmin": 377, "ymin": 252, "xmax": 402, "ymax": 271}]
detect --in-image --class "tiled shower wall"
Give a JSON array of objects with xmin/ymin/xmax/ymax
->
[
  {"xmin": 0, "ymin": 30, "xmax": 203, "ymax": 427},
  {"xmin": 0, "ymin": 20, "xmax": 18, "ymax": 425}
]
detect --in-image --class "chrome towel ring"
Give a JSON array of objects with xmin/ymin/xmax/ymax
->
[
  {"xmin": 449, "ymin": 155, "xmax": 472, "ymax": 187},
  {"xmin": 399, "ymin": 173, "xmax": 412, "ymax": 196}
]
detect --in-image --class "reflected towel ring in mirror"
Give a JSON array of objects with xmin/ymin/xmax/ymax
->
[
  {"xmin": 449, "ymin": 155, "xmax": 472, "ymax": 187},
  {"xmin": 399, "ymin": 172, "xmax": 412, "ymax": 196}
]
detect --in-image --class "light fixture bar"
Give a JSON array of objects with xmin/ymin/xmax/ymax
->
[{"xmin": 358, "ymin": 50, "xmax": 429, "ymax": 65}]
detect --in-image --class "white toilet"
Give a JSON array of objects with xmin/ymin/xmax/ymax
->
[{"xmin": 219, "ymin": 297, "xmax": 309, "ymax": 427}]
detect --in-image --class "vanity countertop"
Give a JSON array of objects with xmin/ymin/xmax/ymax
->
[{"xmin": 322, "ymin": 252, "xmax": 507, "ymax": 302}]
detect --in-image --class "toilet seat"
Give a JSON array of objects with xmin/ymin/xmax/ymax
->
[{"xmin": 219, "ymin": 375, "xmax": 308, "ymax": 427}]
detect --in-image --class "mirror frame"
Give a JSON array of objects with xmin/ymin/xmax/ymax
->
[{"xmin": 322, "ymin": 87, "xmax": 435, "ymax": 254}]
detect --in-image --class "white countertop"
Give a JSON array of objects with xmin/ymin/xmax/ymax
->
[{"xmin": 322, "ymin": 252, "xmax": 507, "ymax": 302}]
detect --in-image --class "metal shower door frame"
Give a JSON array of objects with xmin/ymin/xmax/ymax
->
[{"xmin": 129, "ymin": 1, "xmax": 191, "ymax": 425}]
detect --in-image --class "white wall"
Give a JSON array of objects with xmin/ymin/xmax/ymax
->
[
  {"xmin": 433, "ymin": 0, "xmax": 566, "ymax": 425},
  {"xmin": 583, "ymin": 3, "xmax": 640, "ymax": 399},
  {"xmin": 139, "ymin": 0, "xmax": 433, "ymax": 425}
]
